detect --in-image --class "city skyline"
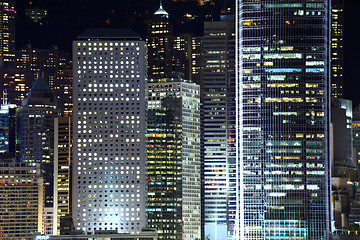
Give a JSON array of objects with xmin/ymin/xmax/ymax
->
[
  {"xmin": 1, "ymin": 0, "xmax": 359, "ymax": 239},
  {"xmin": 8, "ymin": 0, "xmax": 360, "ymax": 106}
]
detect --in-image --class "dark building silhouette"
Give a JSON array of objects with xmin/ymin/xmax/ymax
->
[{"xmin": 17, "ymin": 75, "xmax": 57, "ymax": 208}]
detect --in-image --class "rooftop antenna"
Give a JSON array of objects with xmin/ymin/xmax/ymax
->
[{"xmin": 2, "ymin": 90, "xmax": 8, "ymax": 106}]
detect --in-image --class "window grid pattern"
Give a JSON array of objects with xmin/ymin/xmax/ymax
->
[
  {"xmin": 147, "ymin": 80, "xmax": 201, "ymax": 240},
  {"xmin": 202, "ymin": 20, "xmax": 237, "ymax": 239},
  {"xmin": 73, "ymin": 40, "xmax": 146, "ymax": 234},
  {"xmin": 237, "ymin": 1, "xmax": 331, "ymax": 239},
  {"xmin": 0, "ymin": 163, "xmax": 44, "ymax": 239}
]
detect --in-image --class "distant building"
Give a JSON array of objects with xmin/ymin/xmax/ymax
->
[
  {"xmin": 147, "ymin": 3, "xmax": 203, "ymax": 84},
  {"xmin": 0, "ymin": 161, "xmax": 44, "ymax": 239},
  {"xmin": 147, "ymin": 75, "xmax": 201, "ymax": 240},
  {"xmin": 0, "ymin": 0, "xmax": 16, "ymax": 68},
  {"xmin": 25, "ymin": 8, "xmax": 48, "ymax": 23},
  {"xmin": 349, "ymin": 183, "xmax": 360, "ymax": 226},
  {"xmin": 331, "ymin": 0, "xmax": 345, "ymax": 98},
  {"xmin": 15, "ymin": 45, "xmax": 73, "ymax": 115},
  {"xmin": 331, "ymin": 98, "xmax": 354, "ymax": 170},
  {"xmin": 0, "ymin": 68, "xmax": 29, "ymax": 107},
  {"xmin": 0, "ymin": 92, "xmax": 16, "ymax": 156},
  {"xmin": 17, "ymin": 75, "xmax": 57, "ymax": 211},
  {"xmin": 352, "ymin": 106, "xmax": 360, "ymax": 167},
  {"xmin": 147, "ymin": 3, "xmax": 173, "ymax": 79},
  {"xmin": 72, "ymin": 28, "xmax": 147, "ymax": 234}
]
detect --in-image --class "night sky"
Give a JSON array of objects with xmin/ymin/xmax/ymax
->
[
  {"xmin": 14, "ymin": 0, "xmax": 360, "ymax": 105},
  {"xmin": 344, "ymin": 1, "xmax": 360, "ymax": 107}
]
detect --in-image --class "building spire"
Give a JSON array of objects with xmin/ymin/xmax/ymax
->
[{"xmin": 154, "ymin": 0, "xmax": 169, "ymax": 17}]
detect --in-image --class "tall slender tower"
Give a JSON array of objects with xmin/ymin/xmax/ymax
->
[
  {"xmin": 237, "ymin": 1, "xmax": 331, "ymax": 239},
  {"xmin": 203, "ymin": 19, "xmax": 236, "ymax": 240},
  {"xmin": 18, "ymin": 75, "xmax": 57, "ymax": 209},
  {"xmin": 147, "ymin": 75, "xmax": 201, "ymax": 240},
  {"xmin": 147, "ymin": 2, "xmax": 172, "ymax": 79},
  {"xmin": 72, "ymin": 28, "xmax": 147, "ymax": 234},
  {"xmin": 331, "ymin": 0, "xmax": 344, "ymax": 98},
  {"xmin": 0, "ymin": 0, "xmax": 15, "ymax": 68}
]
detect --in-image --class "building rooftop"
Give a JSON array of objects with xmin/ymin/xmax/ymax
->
[
  {"xmin": 154, "ymin": 0, "xmax": 169, "ymax": 17},
  {"xmin": 31, "ymin": 75, "xmax": 51, "ymax": 92},
  {"xmin": 77, "ymin": 28, "xmax": 141, "ymax": 40},
  {"xmin": 154, "ymin": 7, "xmax": 169, "ymax": 17}
]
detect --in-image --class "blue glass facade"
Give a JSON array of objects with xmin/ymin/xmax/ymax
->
[{"xmin": 236, "ymin": 1, "xmax": 331, "ymax": 239}]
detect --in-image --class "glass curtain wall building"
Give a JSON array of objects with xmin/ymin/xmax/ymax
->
[
  {"xmin": 236, "ymin": 1, "xmax": 331, "ymax": 239},
  {"xmin": 147, "ymin": 76, "xmax": 201, "ymax": 240},
  {"xmin": 203, "ymin": 19, "xmax": 236, "ymax": 240}
]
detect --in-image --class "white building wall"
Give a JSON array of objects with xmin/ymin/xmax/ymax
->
[{"xmin": 73, "ymin": 35, "xmax": 147, "ymax": 234}]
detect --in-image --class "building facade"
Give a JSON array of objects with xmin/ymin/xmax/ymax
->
[
  {"xmin": 53, "ymin": 116, "xmax": 73, "ymax": 234},
  {"xmin": 147, "ymin": 76, "xmax": 201, "ymax": 240},
  {"xmin": 0, "ymin": 94, "xmax": 16, "ymax": 155},
  {"xmin": 15, "ymin": 45, "xmax": 73, "ymax": 115},
  {"xmin": 330, "ymin": 0, "xmax": 344, "ymax": 98},
  {"xmin": 237, "ymin": 1, "xmax": 331, "ymax": 239},
  {"xmin": 202, "ymin": 19, "xmax": 236, "ymax": 240},
  {"xmin": 72, "ymin": 28, "xmax": 147, "ymax": 234},
  {"xmin": 0, "ymin": 162, "xmax": 44, "ymax": 239},
  {"xmin": 0, "ymin": 0, "xmax": 15, "ymax": 68},
  {"xmin": 146, "ymin": 3, "xmax": 203, "ymax": 84},
  {"xmin": 18, "ymin": 75, "xmax": 57, "ymax": 209}
]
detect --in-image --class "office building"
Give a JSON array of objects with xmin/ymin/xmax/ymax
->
[
  {"xmin": 147, "ymin": 3, "xmax": 203, "ymax": 83},
  {"xmin": 352, "ymin": 106, "xmax": 360, "ymax": 167},
  {"xmin": 0, "ymin": 68, "xmax": 29, "ymax": 107},
  {"xmin": 53, "ymin": 116, "xmax": 73, "ymax": 234},
  {"xmin": 0, "ymin": 92, "xmax": 16, "ymax": 155},
  {"xmin": 331, "ymin": 98, "xmax": 356, "ymax": 229},
  {"xmin": 15, "ymin": 45, "xmax": 73, "ymax": 115},
  {"xmin": 72, "ymin": 28, "xmax": 147, "ymax": 234},
  {"xmin": 0, "ymin": 0, "xmax": 15, "ymax": 68},
  {"xmin": 202, "ymin": 19, "xmax": 236, "ymax": 240},
  {"xmin": 147, "ymin": 3, "xmax": 173, "ymax": 79},
  {"xmin": 147, "ymin": 75, "xmax": 201, "ymax": 240},
  {"xmin": 34, "ymin": 230, "xmax": 158, "ymax": 240},
  {"xmin": 331, "ymin": 0, "xmax": 344, "ymax": 98},
  {"xmin": 0, "ymin": 162, "xmax": 44, "ymax": 239},
  {"xmin": 237, "ymin": 1, "xmax": 331, "ymax": 239},
  {"xmin": 331, "ymin": 98, "xmax": 354, "ymax": 169},
  {"xmin": 17, "ymin": 75, "xmax": 57, "ymax": 209}
]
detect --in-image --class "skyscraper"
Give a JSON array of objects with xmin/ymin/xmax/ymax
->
[
  {"xmin": 0, "ymin": 67, "xmax": 29, "ymax": 107},
  {"xmin": 72, "ymin": 28, "xmax": 147, "ymax": 234},
  {"xmin": 0, "ymin": 92, "xmax": 16, "ymax": 155},
  {"xmin": 18, "ymin": 75, "xmax": 57, "ymax": 209},
  {"xmin": 146, "ymin": 3, "xmax": 203, "ymax": 83},
  {"xmin": 0, "ymin": 162, "xmax": 44, "ymax": 239},
  {"xmin": 0, "ymin": 0, "xmax": 15, "ymax": 68},
  {"xmin": 53, "ymin": 116, "xmax": 73, "ymax": 234},
  {"xmin": 147, "ymin": 3, "xmax": 173, "ymax": 79},
  {"xmin": 15, "ymin": 44, "xmax": 73, "ymax": 115},
  {"xmin": 237, "ymin": 1, "xmax": 331, "ymax": 239},
  {"xmin": 147, "ymin": 75, "xmax": 201, "ymax": 240},
  {"xmin": 202, "ymin": 18, "xmax": 236, "ymax": 240},
  {"xmin": 331, "ymin": 0, "xmax": 344, "ymax": 98}
]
